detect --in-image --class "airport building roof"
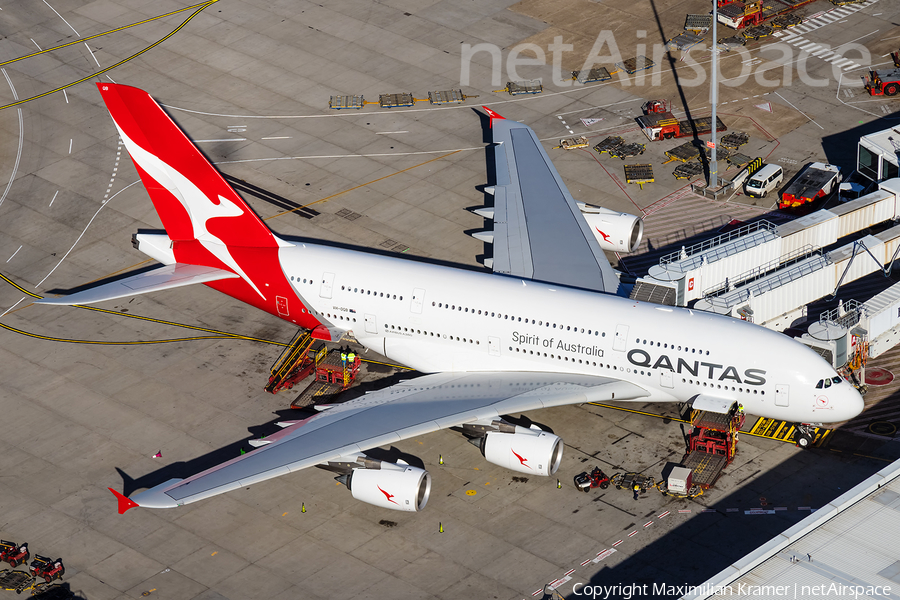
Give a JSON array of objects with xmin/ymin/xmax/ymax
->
[{"xmin": 681, "ymin": 457, "xmax": 900, "ymax": 599}]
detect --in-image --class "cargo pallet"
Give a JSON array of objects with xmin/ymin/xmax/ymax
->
[
  {"xmin": 556, "ymin": 136, "xmax": 590, "ymax": 150},
  {"xmin": 572, "ymin": 67, "xmax": 612, "ymax": 83},
  {"xmin": 624, "ymin": 164, "xmax": 654, "ymax": 189},
  {"xmin": 329, "ymin": 95, "xmax": 365, "ymax": 110},
  {"xmin": 428, "ymin": 89, "xmax": 469, "ymax": 104},
  {"xmin": 593, "ymin": 136, "xmax": 625, "ymax": 154},
  {"xmin": 495, "ymin": 80, "xmax": 542, "ymax": 95},
  {"xmin": 610, "ymin": 142, "xmax": 645, "ymax": 159},
  {"xmin": 0, "ymin": 569, "xmax": 34, "ymax": 593},
  {"xmin": 615, "ymin": 55, "xmax": 655, "ymax": 74},
  {"xmin": 379, "ymin": 92, "xmax": 416, "ymax": 108},
  {"xmin": 684, "ymin": 14, "xmax": 713, "ymax": 31},
  {"xmin": 673, "ymin": 162, "xmax": 704, "ymax": 179},
  {"xmin": 290, "ymin": 349, "xmax": 361, "ymax": 408}
]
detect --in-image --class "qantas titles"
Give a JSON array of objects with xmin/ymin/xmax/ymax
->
[{"xmin": 627, "ymin": 349, "xmax": 766, "ymax": 385}]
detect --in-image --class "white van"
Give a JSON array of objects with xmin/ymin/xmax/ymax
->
[{"xmin": 745, "ymin": 164, "xmax": 783, "ymax": 198}]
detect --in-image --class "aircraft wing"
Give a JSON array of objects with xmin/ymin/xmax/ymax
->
[
  {"xmin": 120, "ymin": 372, "xmax": 648, "ymax": 510},
  {"xmin": 36, "ymin": 263, "xmax": 238, "ymax": 305},
  {"xmin": 484, "ymin": 109, "xmax": 621, "ymax": 294}
]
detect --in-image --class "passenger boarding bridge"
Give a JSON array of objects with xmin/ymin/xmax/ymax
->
[{"xmin": 630, "ymin": 179, "xmax": 900, "ymax": 375}]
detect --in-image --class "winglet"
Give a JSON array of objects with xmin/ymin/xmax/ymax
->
[
  {"xmin": 109, "ymin": 487, "xmax": 140, "ymax": 514},
  {"xmin": 482, "ymin": 106, "xmax": 505, "ymax": 128}
]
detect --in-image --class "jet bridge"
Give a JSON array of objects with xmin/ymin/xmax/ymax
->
[
  {"xmin": 693, "ymin": 223, "xmax": 900, "ymax": 330},
  {"xmin": 633, "ymin": 179, "xmax": 900, "ymax": 307}
]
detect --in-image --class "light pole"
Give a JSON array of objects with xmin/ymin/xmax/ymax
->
[{"xmin": 710, "ymin": 0, "xmax": 719, "ymax": 188}]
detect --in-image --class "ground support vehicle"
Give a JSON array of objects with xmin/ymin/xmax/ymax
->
[
  {"xmin": 573, "ymin": 466, "xmax": 610, "ymax": 491},
  {"xmin": 717, "ymin": 0, "xmax": 815, "ymax": 30},
  {"xmin": 571, "ymin": 67, "xmax": 612, "ymax": 83},
  {"xmin": 682, "ymin": 408, "xmax": 745, "ymax": 488},
  {"xmin": 290, "ymin": 348, "xmax": 361, "ymax": 408},
  {"xmin": 593, "ymin": 136, "xmax": 624, "ymax": 154},
  {"xmin": 609, "ymin": 143, "xmax": 645, "ymax": 159},
  {"xmin": 637, "ymin": 101, "xmax": 727, "ymax": 141},
  {"xmin": 265, "ymin": 331, "xmax": 316, "ymax": 393},
  {"xmin": 611, "ymin": 472, "xmax": 655, "ymax": 492},
  {"xmin": 556, "ymin": 136, "xmax": 589, "ymax": 150},
  {"xmin": 0, "ymin": 541, "xmax": 28, "ymax": 568},
  {"xmin": 29, "ymin": 556, "xmax": 64, "ymax": 583},
  {"xmin": 865, "ymin": 68, "xmax": 900, "ymax": 97},
  {"xmin": 0, "ymin": 569, "xmax": 35, "ymax": 593},
  {"xmin": 780, "ymin": 162, "xmax": 840, "ymax": 209}
]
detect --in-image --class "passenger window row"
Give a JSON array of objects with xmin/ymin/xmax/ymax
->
[
  {"xmin": 682, "ymin": 378, "xmax": 765, "ymax": 395},
  {"xmin": 636, "ymin": 337, "xmax": 708, "ymax": 356},
  {"xmin": 341, "ymin": 285, "xmax": 402, "ymax": 301},
  {"xmin": 386, "ymin": 324, "xmax": 480, "ymax": 345},
  {"xmin": 431, "ymin": 301, "xmax": 606, "ymax": 337}
]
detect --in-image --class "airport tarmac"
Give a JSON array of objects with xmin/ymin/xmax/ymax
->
[{"xmin": 1, "ymin": 0, "xmax": 900, "ymax": 599}]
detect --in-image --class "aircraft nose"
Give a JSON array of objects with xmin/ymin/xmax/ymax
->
[{"xmin": 842, "ymin": 385, "xmax": 865, "ymax": 421}]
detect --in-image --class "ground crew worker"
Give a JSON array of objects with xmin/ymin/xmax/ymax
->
[
  {"xmin": 340, "ymin": 350, "xmax": 347, "ymax": 365},
  {"xmin": 347, "ymin": 350, "xmax": 356, "ymax": 364},
  {"xmin": 737, "ymin": 403, "xmax": 745, "ymax": 415},
  {"xmin": 633, "ymin": 482, "xmax": 641, "ymax": 500}
]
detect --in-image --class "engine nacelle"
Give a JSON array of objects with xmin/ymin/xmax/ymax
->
[
  {"xmin": 479, "ymin": 429, "xmax": 563, "ymax": 476},
  {"xmin": 577, "ymin": 203, "xmax": 643, "ymax": 253},
  {"xmin": 347, "ymin": 464, "xmax": 432, "ymax": 512}
]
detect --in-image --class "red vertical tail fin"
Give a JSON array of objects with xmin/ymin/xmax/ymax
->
[{"xmin": 97, "ymin": 83, "xmax": 278, "ymax": 249}]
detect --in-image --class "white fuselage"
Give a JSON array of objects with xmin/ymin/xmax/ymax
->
[{"xmin": 277, "ymin": 241, "xmax": 864, "ymax": 425}]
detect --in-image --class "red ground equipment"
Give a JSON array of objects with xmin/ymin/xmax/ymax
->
[
  {"xmin": 637, "ymin": 100, "xmax": 726, "ymax": 142},
  {"xmin": 865, "ymin": 68, "xmax": 900, "ymax": 97},
  {"xmin": 779, "ymin": 162, "xmax": 840, "ymax": 209},
  {"xmin": 682, "ymin": 408, "xmax": 745, "ymax": 488},
  {"xmin": 573, "ymin": 466, "xmax": 610, "ymax": 492},
  {"xmin": 0, "ymin": 540, "xmax": 29, "ymax": 568},
  {"xmin": 29, "ymin": 556, "xmax": 64, "ymax": 583},
  {"xmin": 716, "ymin": 0, "xmax": 815, "ymax": 29}
]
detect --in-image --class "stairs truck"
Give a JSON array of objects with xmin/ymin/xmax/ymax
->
[
  {"xmin": 780, "ymin": 162, "xmax": 840, "ymax": 209},
  {"xmin": 636, "ymin": 100, "xmax": 726, "ymax": 141}
]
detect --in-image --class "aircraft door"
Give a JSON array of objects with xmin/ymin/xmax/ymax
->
[
  {"xmin": 365, "ymin": 314, "xmax": 377, "ymax": 334},
  {"xmin": 660, "ymin": 370, "xmax": 674, "ymax": 388},
  {"xmin": 411, "ymin": 288, "xmax": 425, "ymax": 314},
  {"xmin": 775, "ymin": 384, "xmax": 789, "ymax": 407},
  {"xmin": 489, "ymin": 336, "xmax": 500, "ymax": 357},
  {"xmin": 320, "ymin": 272, "xmax": 335, "ymax": 299},
  {"xmin": 613, "ymin": 324, "xmax": 629, "ymax": 352}
]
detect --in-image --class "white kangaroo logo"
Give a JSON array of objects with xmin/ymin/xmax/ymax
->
[{"xmin": 113, "ymin": 122, "xmax": 267, "ymax": 301}]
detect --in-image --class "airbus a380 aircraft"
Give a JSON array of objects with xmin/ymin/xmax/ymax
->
[{"xmin": 40, "ymin": 84, "xmax": 864, "ymax": 514}]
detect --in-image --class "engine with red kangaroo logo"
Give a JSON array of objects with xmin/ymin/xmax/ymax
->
[
  {"xmin": 577, "ymin": 203, "xmax": 643, "ymax": 253},
  {"xmin": 342, "ymin": 460, "xmax": 432, "ymax": 512},
  {"xmin": 477, "ymin": 426, "xmax": 563, "ymax": 476}
]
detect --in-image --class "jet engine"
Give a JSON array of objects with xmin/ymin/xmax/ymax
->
[
  {"xmin": 577, "ymin": 203, "xmax": 643, "ymax": 253},
  {"xmin": 343, "ymin": 462, "xmax": 432, "ymax": 512},
  {"xmin": 473, "ymin": 428, "xmax": 564, "ymax": 476}
]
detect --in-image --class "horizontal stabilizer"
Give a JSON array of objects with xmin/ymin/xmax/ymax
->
[{"xmin": 37, "ymin": 263, "xmax": 238, "ymax": 306}]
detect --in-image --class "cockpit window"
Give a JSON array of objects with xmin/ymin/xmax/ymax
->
[
  {"xmin": 815, "ymin": 379, "xmax": 823, "ymax": 388},
  {"xmin": 832, "ymin": 376, "xmax": 842, "ymax": 384},
  {"xmin": 824, "ymin": 379, "xmax": 831, "ymax": 388}
]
